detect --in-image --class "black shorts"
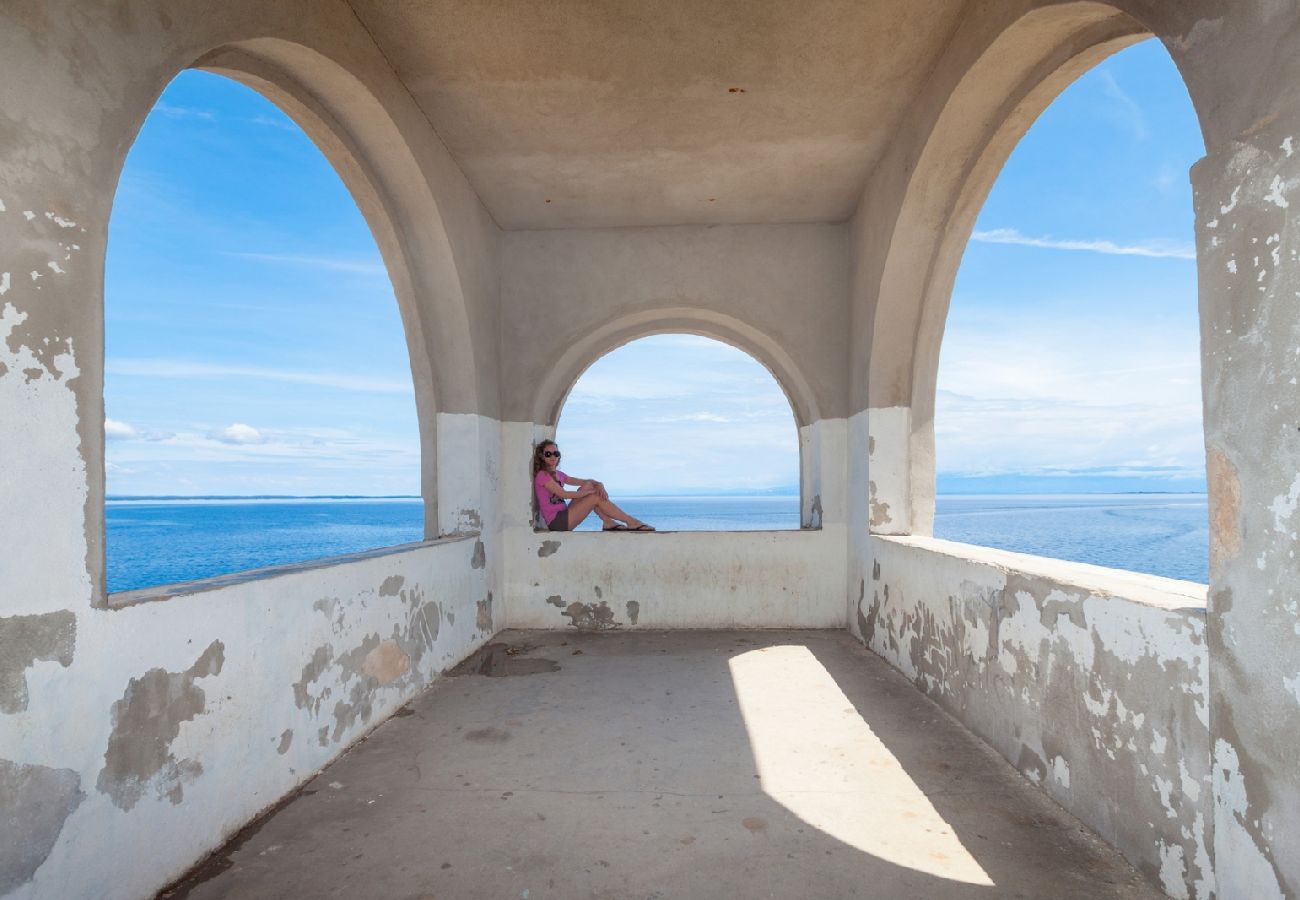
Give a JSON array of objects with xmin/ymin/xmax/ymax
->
[{"xmin": 547, "ymin": 509, "xmax": 570, "ymax": 531}]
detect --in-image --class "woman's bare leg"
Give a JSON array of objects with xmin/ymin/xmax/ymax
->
[
  {"xmin": 565, "ymin": 494, "xmax": 651, "ymax": 530},
  {"xmin": 594, "ymin": 497, "xmax": 651, "ymax": 530},
  {"xmin": 565, "ymin": 494, "xmax": 604, "ymax": 529}
]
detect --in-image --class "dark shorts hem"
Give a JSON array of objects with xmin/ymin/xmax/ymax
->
[{"xmin": 547, "ymin": 509, "xmax": 570, "ymax": 531}]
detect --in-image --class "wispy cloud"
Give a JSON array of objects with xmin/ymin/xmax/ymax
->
[
  {"xmin": 970, "ymin": 228, "xmax": 1195, "ymax": 260},
  {"xmin": 105, "ymin": 418, "xmax": 138, "ymax": 441},
  {"xmin": 214, "ymin": 423, "xmax": 262, "ymax": 445},
  {"xmin": 151, "ymin": 102, "xmax": 216, "ymax": 121},
  {"xmin": 1100, "ymin": 70, "xmax": 1148, "ymax": 140},
  {"xmin": 223, "ymin": 252, "xmax": 388, "ymax": 275},
  {"xmin": 107, "ymin": 359, "xmax": 413, "ymax": 394},
  {"xmin": 248, "ymin": 115, "xmax": 297, "ymax": 131}
]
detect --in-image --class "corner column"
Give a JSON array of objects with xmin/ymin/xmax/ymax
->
[{"xmin": 1196, "ymin": 127, "xmax": 1300, "ymax": 899}]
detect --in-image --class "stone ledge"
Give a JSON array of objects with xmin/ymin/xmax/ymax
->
[
  {"xmin": 872, "ymin": 534, "xmax": 1207, "ymax": 614},
  {"xmin": 105, "ymin": 534, "xmax": 479, "ymax": 609}
]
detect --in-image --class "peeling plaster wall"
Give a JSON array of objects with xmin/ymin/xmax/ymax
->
[
  {"xmin": 0, "ymin": 538, "xmax": 493, "ymax": 900},
  {"xmin": 500, "ymin": 420, "xmax": 847, "ymax": 630},
  {"xmin": 858, "ymin": 536, "xmax": 1212, "ymax": 899},
  {"xmin": 1196, "ymin": 123, "xmax": 1300, "ymax": 900},
  {"xmin": 505, "ymin": 528, "xmax": 846, "ymax": 630}
]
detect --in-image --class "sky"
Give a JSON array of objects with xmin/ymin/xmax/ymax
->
[{"xmin": 105, "ymin": 39, "xmax": 1204, "ymax": 497}]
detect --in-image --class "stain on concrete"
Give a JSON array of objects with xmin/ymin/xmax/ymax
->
[
  {"xmin": 742, "ymin": 816, "xmax": 768, "ymax": 833},
  {"xmin": 0, "ymin": 759, "xmax": 84, "ymax": 893},
  {"xmin": 312, "ymin": 597, "xmax": 337, "ymax": 617},
  {"xmin": 593, "ymin": 585, "xmax": 603, "ymax": 599},
  {"xmin": 276, "ymin": 730, "xmax": 293, "ymax": 755},
  {"xmin": 537, "ymin": 540, "xmax": 560, "ymax": 558},
  {"xmin": 562, "ymin": 601, "xmax": 620, "ymax": 631},
  {"xmin": 317, "ymin": 726, "xmax": 329, "ymax": 747},
  {"xmin": 868, "ymin": 480, "xmax": 892, "ymax": 529},
  {"xmin": 470, "ymin": 539, "xmax": 486, "ymax": 570},
  {"xmin": 97, "ymin": 640, "xmax": 225, "ymax": 811},
  {"xmin": 1207, "ymin": 446, "xmax": 1242, "ymax": 575},
  {"xmin": 808, "ymin": 493, "xmax": 823, "ymax": 528},
  {"xmin": 0, "ymin": 609, "xmax": 75, "ymax": 713},
  {"xmin": 293, "ymin": 645, "xmax": 335, "ymax": 716},
  {"xmin": 378, "ymin": 575, "xmax": 405, "ymax": 597},
  {"xmin": 477, "ymin": 591, "xmax": 494, "ymax": 632},
  {"xmin": 457, "ymin": 508, "xmax": 482, "ymax": 530},
  {"xmin": 626, "ymin": 600, "xmax": 641, "ymax": 625},
  {"xmin": 465, "ymin": 727, "xmax": 511, "ymax": 743},
  {"xmin": 872, "ymin": 561, "xmax": 881, "ymax": 581},
  {"xmin": 448, "ymin": 642, "xmax": 561, "ymax": 677},
  {"xmin": 545, "ymin": 594, "xmax": 564, "ymax": 607},
  {"xmin": 330, "ymin": 679, "xmax": 375, "ymax": 743},
  {"xmin": 362, "ymin": 639, "xmax": 411, "ymax": 684}
]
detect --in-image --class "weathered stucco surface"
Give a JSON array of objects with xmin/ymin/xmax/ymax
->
[
  {"xmin": 4, "ymin": 1, "xmax": 1300, "ymax": 898},
  {"xmin": 858, "ymin": 536, "xmax": 1211, "ymax": 900},
  {"xmin": 499, "ymin": 420, "xmax": 847, "ymax": 631},
  {"xmin": 1, "ymin": 538, "xmax": 492, "ymax": 900},
  {"xmin": 1196, "ymin": 123, "xmax": 1300, "ymax": 899}
]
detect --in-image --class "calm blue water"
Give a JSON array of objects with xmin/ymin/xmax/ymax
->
[
  {"xmin": 105, "ymin": 493, "xmax": 1209, "ymax": 593},
  {"xmin": 106, "ymin": 498, "xmax": 425, "ymax": 593},
  {"xmin": 933, "ymin": 494, "xmax": 1208, "ymax": 584}
]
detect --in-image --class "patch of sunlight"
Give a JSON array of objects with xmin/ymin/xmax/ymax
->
[{"xmin": 728, "ymin": 645, "xmax": 994, "ymax": 886}]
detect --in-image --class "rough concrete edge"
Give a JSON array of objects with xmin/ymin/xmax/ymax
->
[
  {"xmin": 106, "ymin": 535, "xmax": 479, "ymax": 609},
  {"xmin": 875, "ymin": 535, "xmax": 1208, "ymax": 612}
]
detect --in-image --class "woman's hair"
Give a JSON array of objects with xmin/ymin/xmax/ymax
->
[
  {"xmin": 531, "ymin": 440, "xmax": 557, "ymax": 523},
  {"xmin": 532, "ymin": 440, "xmax": 557, "ymax": 480}
]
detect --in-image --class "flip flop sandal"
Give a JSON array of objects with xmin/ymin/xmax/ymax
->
[
  {"xmin": 603, "ymin": 523, "xmax": 629, "ymax": 531},
  {"xmin": 629, "ymin": 524, "xmax": 655, "ymax": 531}
]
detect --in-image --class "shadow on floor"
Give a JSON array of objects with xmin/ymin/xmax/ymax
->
[{"xmin": 162, "ymin": 630, "xmax": 1162, "ymax": 900}]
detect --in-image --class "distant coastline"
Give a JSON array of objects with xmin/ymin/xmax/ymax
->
[{"xmin": 106, "ymin": 489, "xmax": 1207, "ymax": 501}]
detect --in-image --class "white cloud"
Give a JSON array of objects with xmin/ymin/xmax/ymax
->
[
  {"xmin": 216, "ymin": 423, "xmax": 262, "ymax": 445},
  {"xmin": 104, "ymin": 418, "xmax": 138, "ymax": 440},
  {"xmin": 223, "ymin": 251, "xmax": 388, "ymax": 275},
  {"xmin": 107, "ymin": 359, "xmax": 413, "ymax": 394},
  {"xmin": 935, "ymin": 304, "xmax": 1204, "ymax": 480},
  {"xmin": 247, "ymin": 115, "xmax": 296, "ymax": 131},
  {"xmin": 151, "ymin": 102, "xmax": 215, "ymax": 121},
  {"xmin": 1100, "ymin": 70, "xmax": 1149, "ymax": 140},
  {"xmin": 970, "ymin": 228, "xmax": 1195, "ymax": 260}
]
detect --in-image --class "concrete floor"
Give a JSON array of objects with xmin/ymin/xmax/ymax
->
[{"xmin": 163, "ymin": 630, "xmax": 1166, "ymax": 900}]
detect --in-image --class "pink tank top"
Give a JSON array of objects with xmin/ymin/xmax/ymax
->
[{"xmin": 535, "ymin": 469, "xmax": 567, "ymax": 525}]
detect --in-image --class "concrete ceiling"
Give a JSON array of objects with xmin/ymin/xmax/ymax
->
[{"xmin": 348, "ymin": 0, "xmax": 968, "ymax": 230}]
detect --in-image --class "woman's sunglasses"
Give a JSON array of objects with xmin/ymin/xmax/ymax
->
[{"xmin": 543, "ymin": 450, "xmax": 561, "ymax": 458}]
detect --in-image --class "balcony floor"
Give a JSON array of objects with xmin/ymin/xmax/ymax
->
[{"xmin": 165, "ymin": 630, "xmax": 1164, "ymax": 899}]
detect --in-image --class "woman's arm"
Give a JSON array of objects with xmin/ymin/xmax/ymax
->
[
  {"xmin": 541, "ymin": 475, "xmax": 594, "ymax": 500},
  {"xmin": 562, "ymin": 474, "xmax": 608, "ymax": 499}
]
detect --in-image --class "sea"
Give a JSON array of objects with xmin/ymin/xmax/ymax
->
[{"xmin": 104, "ymin": 493, "xmax": 1210, "ymax": 593}]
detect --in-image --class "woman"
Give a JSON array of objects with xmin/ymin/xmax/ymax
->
[{"xmin": 533, "ymin": 440, "xmax": 654, "ymax": 532}]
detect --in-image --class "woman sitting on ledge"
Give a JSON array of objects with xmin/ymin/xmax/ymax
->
[{"xmin": 533, "ymin": 440, "xmax": 654, "ymax": 532}]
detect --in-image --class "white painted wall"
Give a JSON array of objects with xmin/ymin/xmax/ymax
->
[
  {"xmin": 501, "ymin": 419, "xmax": 848, "ymax": 631},
  {"xmin": 3, "ymin": 538, "xmax": 493, "ymax": 900},
  {"xmin": 859, "ymin": 535, "xmax": 1212, "ymax": 900}
]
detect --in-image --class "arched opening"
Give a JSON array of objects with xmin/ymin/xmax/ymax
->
[
  {"xmin": 933, "ymin": 38, "xmax": 1206, "ymax": 581},
  {"xmin": 553, "ymin": 334, "xmax": 800, "ymax": 531},
  {"xmin": 103, "ymin": 70, "xmax": 423, "ymax": 593}
]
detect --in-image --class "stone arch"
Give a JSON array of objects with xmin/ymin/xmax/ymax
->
[
  {"xmin": 104, "ymin": 33, "xmax": 483, "ymax": 543},
  {"xmin": 532, "ymin": 307, "xmax": 820, "ymax": 429},
  {"xmin": 865, "ymin": 1, "xmax": 1209, "ymax": 534}
]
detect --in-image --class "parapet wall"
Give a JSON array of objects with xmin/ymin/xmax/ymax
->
[
  {"xmin": 3, "ymin": 537, "xmax": 494, "ymax": 900},
  {"xmin": 503, "ymin": 527, "xmax": 847, "ymax": 630},
  {"xmin": 856, "ymin": 535, "xmax": 1211, "ymax": 900}
]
